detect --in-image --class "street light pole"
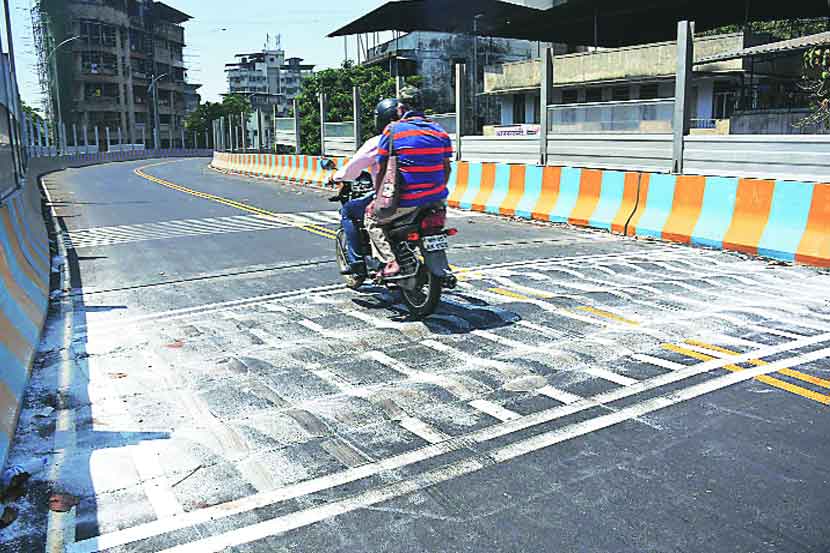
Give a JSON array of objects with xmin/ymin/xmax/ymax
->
[
  {"xmin": 148, "ymin": 73, "xmax": 167, "ymax": 150},
  {"xmin": 47, "ymin": 35, "xmax": 80, "ymax": 151}
]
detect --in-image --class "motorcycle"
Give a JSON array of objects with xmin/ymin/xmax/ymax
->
[{"xmin": 322, "ymin": 159, "xmax": 457, "ymax": 318}]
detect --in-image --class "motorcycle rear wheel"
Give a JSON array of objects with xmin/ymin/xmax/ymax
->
[
  {"xmin": 336, "ymin": 228, "xmax": 365, "ymax": 290},
  {"xmin": 400, "ymin": 253, "xmax": 442, "ymax": 318}
]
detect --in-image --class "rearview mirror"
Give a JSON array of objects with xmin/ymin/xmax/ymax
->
[{"xmin": 320, "ymin": 158, "xmax": 336, "ymax": 171}]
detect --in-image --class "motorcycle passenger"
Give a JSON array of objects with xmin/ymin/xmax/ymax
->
[
  {"xmin": 366, "ymin": 86, "xmax": 453, "ymax": 277},
  {"xmin": 330, "ymin": 98, "xmax": 401, "ymax": 275}
]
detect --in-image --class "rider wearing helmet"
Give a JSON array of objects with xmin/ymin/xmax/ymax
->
[
  {"xmin": 366, "ymin": 86, "xmax": 453, "ymax": 277},
  {"xmin": 330, "ymin": 97, "xmax": 400, "ymax": 275}
]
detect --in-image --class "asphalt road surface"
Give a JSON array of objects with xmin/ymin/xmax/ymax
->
[{"xmin": 3, "ymin": 157, "xmax": 830, "ymax": 553}]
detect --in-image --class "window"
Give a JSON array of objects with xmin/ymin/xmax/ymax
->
[
  {"xmin": 86, "ymin": 82, "xmax": 119, "ymax": 100},
  {"xmin": 639, "ymin": 84, "xmax": 659, "ymax": 100},
  {"xmin": 562, "ymin": 89, "xmax": 578, "ymax": 104},
  {"xmin": 586, "ymin": 88, "xmax": 602, "ymax": 103},
  {"xmin": 612, "ymin": 87, "xmax": 630, "ymax": 101},
  {"xmin": 512, "ymin": 94, "xmax": 526, "ymax": 124},
  {"xmin": 713, "ymin": 81, "xmax": 737, "ymax": 119}
]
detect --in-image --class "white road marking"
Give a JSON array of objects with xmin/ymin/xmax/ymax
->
[
  {"xmin": 298, "ymin": 318, "xmax": 339, "ymax": 339},
  {"xmin": 82, "ymin": 283, "xmax": 346, "ymax": 330},
  {"xmin": 471, "ymin": 328, "xmax": 540, "ymax": 351},
  {"xmin": 45, "ymin": 506, "xmax": 76, "ymax": 553},
  {"xmin": 468, "ymin": 399, "xmax": 521, "ymax": 421},
  {"xmin": 515, "ymin": 320, "xmax": 566, "ymax": 339},
  {"xmin": 131, "ymin": 442, "xmax": 185, "ymax": 519},
  {"xmin": 301, "ymin": 211, "xmax": 340, "ymax": 225},
  {"xmin": 705, "ymin": 334, "xmax": 767, "ymax": 349},
  {"xmin": 69, "ymin": 332, "xmax": 830, "ymax": 553},
  {"xmin": 583, "ymin": 367, "xmax": 639, "ymax": 386},
  {"xmin": 64, "ymin": 214, "xmax": 309, "ymax": 247},
  {"xmin": 398, "ymin": 416, "xmax": 450, "ymax": 444},
  {"xmin": 155, "ymin": 344, "xmax": 830, "ymax": 553},
  {"xmin": 537, "ymin": 385, "xmax": 582, "ymax": 404},
  {"xmin": 366, "ymin": 351, "xmax": 479, "ymax": 401},
  {"xmin": 631, "ymin": 354, "xmax": 686, "ymax": 372},
  {"xmin": 307, "ymin": 366, "xmax": 364, "ymax": 398}
]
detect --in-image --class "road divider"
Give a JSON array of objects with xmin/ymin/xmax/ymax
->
[{"xmin": 211, "ymin": 152, "xmax": 830, "ymax": 267}]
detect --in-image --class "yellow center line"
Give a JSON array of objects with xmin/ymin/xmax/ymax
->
[
  {"xmin": 133, "ymin": 163, "xmax": 338, "ymax": 241},
  {"xmin": 685, "ymin": 339, "xmax": 830, "ymax": 391},
  {"xmin": 488, "ymin": 287, "xmax": 532, "ymax": 301},
  {"xmin": 663, "ymin": 343, "xmax": 830, "ymax": 405},
  {"xmin": 576, "ymin": 306, "xmax": 640, "ymax": 326}
]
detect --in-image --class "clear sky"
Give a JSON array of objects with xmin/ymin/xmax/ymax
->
[{"xmin": 6, "ymin": 0, "xmax": 393, "ymax": 109}]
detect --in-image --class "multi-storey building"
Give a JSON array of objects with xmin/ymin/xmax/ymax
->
[
  {"xmin": 34, "ymin": 0, "xmax": 196, "ymax": 147},
  {"xmin": 225, "ymin": 40, "xmax": 314, "ymax": 148},
  {"xmin": 361, "ymin": 31, "xmax": 562, "ymax": 131},
  {"xmin": 225, "ymin": 43, "xmax": 314, "ymax": 116}
]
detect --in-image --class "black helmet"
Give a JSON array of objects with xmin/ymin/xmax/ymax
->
[{"xmin": 374, "ymin": 98, "xmax": 399, "ymax": 134}]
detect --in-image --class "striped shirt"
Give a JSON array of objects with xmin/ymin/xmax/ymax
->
[{"xmin": 376, "ymin": 112, "xmax": 453, "ymax": 208}]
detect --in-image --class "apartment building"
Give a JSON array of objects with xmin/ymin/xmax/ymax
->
[
  {"xmin": 225, "ymin": 41, "xmax": 314, "ymax": 117},
  {"xmin": 225, "ymin": 39, "xmax": 314, "ymax": 147},
  {"xmin": 35, "ymin": 0, "xmax": 196, "ymax": 147}
]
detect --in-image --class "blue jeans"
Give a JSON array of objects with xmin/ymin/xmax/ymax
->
[{"xmin": 341, "ymin": 193, "xmax": 374, "ymax": 264}]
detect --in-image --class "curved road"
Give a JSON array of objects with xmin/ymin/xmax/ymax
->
[{"xmin": 3, "ymin": 157, "xmax": 830, "ymax": 552}]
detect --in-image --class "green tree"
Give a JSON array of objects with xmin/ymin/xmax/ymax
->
[
  {"xmin": 799, "ymin": 46, "xmax": 830, "ymax": 129},
  {"xmin": 184, "ymin": 101, "xmax": 224, "ymax": 134},
  {"xmin": 295, "ymin": 61, "xmax": 395, "ymax": 155},
  {"xmin": 184, "ymin": 95, "xmax": 254, "ymax": 145},
  {"xmin": 21, "ymin": 100, "xmax": 43, "ymax": 124},
  {"xmin": 702, "ymin": 18, "xmax": 829, "ymax": 40},
  {"xmin": 221, "ymin": 94, "xmax": 252, "ymax": 117}
]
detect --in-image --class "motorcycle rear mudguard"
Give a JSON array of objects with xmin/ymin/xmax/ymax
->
[{"xmin": 424, "ymin": 250, "xmax": 449, "ymax": 277}]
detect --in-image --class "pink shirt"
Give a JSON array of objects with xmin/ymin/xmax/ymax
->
[{"xmin": 333, "ymin": 135, "xmax": 381, "ymax": 182}]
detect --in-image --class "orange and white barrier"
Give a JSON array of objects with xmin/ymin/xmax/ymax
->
[{"xmin": 212, "ymin": 151, "xmax": 830, "ymax": 267}]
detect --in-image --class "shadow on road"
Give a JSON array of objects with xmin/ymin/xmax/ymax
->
[{"xmin": 352, "ymin": 286, "xmax": 520, "ymax": 334}]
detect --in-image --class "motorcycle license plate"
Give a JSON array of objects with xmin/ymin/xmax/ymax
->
[{"xmin": 422, "ymin": 235, "xmax": 448, "ymax": 252}]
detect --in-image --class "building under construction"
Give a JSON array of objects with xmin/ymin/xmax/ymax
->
[{"xmin": 31, "ymin": 0, "xmax": 200, "ymax": 147}]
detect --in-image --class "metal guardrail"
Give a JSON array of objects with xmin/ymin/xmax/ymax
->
[
  {"xmin": 324, "ymin": 136, "xmax": 356, "ymax": 157},
  {"xmin": 324, "ymin": 121, "xmax": 355, "ymax": 139},
  {"xmin": 546, "ymin": 134, "xmax": 674, "ymax": 173},
  {"xmin": 273, "ymin": 117, "xmax": 297, "ymax": 147},
  {"xmin": 430, "ymin": 113, "xmax": 456, "ymax": 134},
  {"xmin": 690, "ymin": 118, "xmax": 717, "ymax": 129},
  {"xmin": 274, "ymin": 118, "xmax": 295, "ymax": 132},
  {"xmin": 683, "ymin": 135, "xmax": 830, "ymax": 182},
  {"xmin": 460, "ymin": 136, "xmax": 538, "ymax": 164},
  {"xmin": 548, "ymin": 98, "xmax": 674, "ymax": 134}
]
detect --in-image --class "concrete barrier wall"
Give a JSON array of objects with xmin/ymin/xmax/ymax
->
[
  {"xmin": 212, "ymin": 151, "xmax": 830, "ymax": 268},
  {"xmin": 30, "ymin": 148, "xmax": 212, "ymax": 166},
  {"xmin": 0, "ymin": 180, "xmax": 49, "ymax": 469},
  {"xmin": 211, "ymin": 151, "xmax": 348, "ymax": 188}
]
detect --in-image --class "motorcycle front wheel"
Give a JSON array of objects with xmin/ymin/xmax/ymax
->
[
  {"xmin": 400, "ymin": 248, "xmax": 442, "ymax": 318},
  {"xmin": 335, "ymin": 228, "xmax": 365, "ymax": 290}
]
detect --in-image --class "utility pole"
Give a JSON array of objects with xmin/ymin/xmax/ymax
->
[
  {"xmin": 472, "ymin": 14, "xmax": 484, "ymax": 132},
  {"xmin": 148, "ymin": 73, "xmax": 167, "ymax": 150},
  {"xmin": 353, "ymin": 86, "xmax": 362, "ymax": 152},
  {"xmin": 46, "ymin": 36, "xmax": 81, "ymax": 152}
]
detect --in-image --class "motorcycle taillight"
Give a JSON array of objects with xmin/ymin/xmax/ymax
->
[{"xmin": 420, "ymin": 211, "xmax": 447, "ymax": 230}]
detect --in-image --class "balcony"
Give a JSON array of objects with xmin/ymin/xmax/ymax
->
[
  {"xmin": 155, "ymin": 22, "xmax": 185, "ymax": 45},
  {"xmin": 76, "ymin": 97, "xmax": 121, "ymax": 112},
  {"xmin": 484, "ymin": 32, "xmax": 749, "ymax": 95},
  {"xmin": 81, "ymin": 63, "xmax": 118, "ymax": 77}
]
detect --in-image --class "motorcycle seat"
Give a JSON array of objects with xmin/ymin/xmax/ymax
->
[{"xmin": 384, "ymin": 203, "xmax": 445, "ymax": 232}]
